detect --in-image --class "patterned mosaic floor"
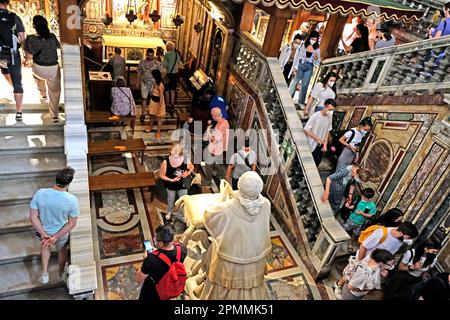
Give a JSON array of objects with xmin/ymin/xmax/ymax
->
[{"xmin": 87, "ymin": 86, "xmax": 327, "ymax": 300}]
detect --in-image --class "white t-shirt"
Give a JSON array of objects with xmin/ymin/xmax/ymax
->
[
  {"xmin": 310, "ymin": 83, "xmax": 336, "ymax": 108},
  {"xmin": 358, "ymin": 227, "xmax": 403, "ymax": 259},
  {"xmin": 304, "ymin": 111, "xmax": 332, "ymax": 151},
  {"xmin": 344, "ymin": 128, "xmax": 366, "ymax": 147},
  {"xmin": 401, "ymin": 249, "xmax": 437, "ymax": 277},
  {"xmin": 348, "ymin": 255, "xmax": 382, "ymax": 297}
]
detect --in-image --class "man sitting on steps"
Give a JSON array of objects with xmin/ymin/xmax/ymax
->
[{"xmin": 29, "ymin": 167, "xmax": 79, "ymax": 284}]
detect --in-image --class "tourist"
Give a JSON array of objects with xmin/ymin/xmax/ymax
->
[
  {"xmin": 373, "ymin": 208, "xmax": 404, "ymax": 227},
  {"xmin": 107, "ymin": 47, "xmax": 126, "ymax": 83},
  {"xmin": 339, "ymin": 249, "xmax": 394, "ymax": 300},
  {"xmin": 136, "ymin": 225, "xmax": 187, "ymax": 300},
  {"xmin": 159, "ymin": 143, "xmax": 194, "ymax": 221},
  {"xmin": 288, "ymin": 31, "xmax": 321, "ymax": 107},
  {"xmin": 337, "ymin": 17, "xmax": 363, "ymax": 55},
  {"xmin": 341, "ymin": 23, "xmax": 370, "ymax": 54},
  {"xmin": 374, "ymin": 31, "xmax": 396, "ymax": 49},
  {"xmin": 291, "ymin": 22, "xmax": 311, "ymax": 41},
  {"xmin": 303, "ymin": 71, "xmax": 336, "ymax": 117},
  {"xmin": 335, "ymin": 221, "xmax": 419, "ymax": 297},
  {"xmin": 278, "ymin": 33, "xmax": 302, "ymax": 83},
  {"xmin": 29, "ymin": 167, "xmax": 79, "ymax": 284},
  {"xmin": 180, "ymin": 50, "xmax": 196, "ymax": 79},
  {"xmin": 110, "ymin": 76, "xmax": 136, "ymax": 116},
  {"xmin": 342, "ymin": 188, "xmax": 377, "ymax": 238},
  {"xmin": 203, "ymin": 107, "xmax": 230, "ymax": 187},
  {"xmin": 303, "ymin": 99, "xmax": 336, "ymax": 166},
  {"xmin": 186, "ymin": 89, "xmax": 212, "ymax": 136},
  {"xmin": 144, "ymin": 69, "xmax": 165, "ymax": 139},
  {"xmin": 156, "ymin": 46, "xmax": 164, "ymax": 62},
  {"xmin": 209, "ymin": 93, "xmax": 229, "ymax": 120},
  {"xmin": 137, "ymin": 48, "xmax": 163, "ymax": 122},
  {"xmin": 225, "ymin": 137, "xmax": 257, "ymax": 190},
  {"xmin": 433, "ymin": 2, "xmax": 450, "ymax": 38},
  {"xmin": 0, "ymin": 0, "xmax": 26, "ymax": 121},
  {"xmin": 384, "ymin": 240, "xmax": 442, "ymax": 300},
  {"xmin": 24, "ymin": 15, "xmax": 61, "ymax": 122},
  {"xmin": 321, "ymin": 164, "xmax": 370, "ymax": 214},
  {"xmin": 410, "ymin": 272, "xmax": 450, "ymax": 300},
  {"xmin": 162, "ymin": 41, "xmax": 182, "ymax": 117},
  {"xmin": 335, "ymin": 117, "xmax": 373, "ymax": 172}
]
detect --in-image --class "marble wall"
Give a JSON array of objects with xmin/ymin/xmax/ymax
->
[{"xmin": 337, "ymin": 103, "xmax": 449, "ymax": 242}]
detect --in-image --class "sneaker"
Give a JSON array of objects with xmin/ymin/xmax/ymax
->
[
  {"xmin": 52, "ymin": 116, "xmax": 59, "ymax": 123},
  {"xmin": 39, "ymin": 272, "xmax": 49, "ymax": 284},
  {"xmin": 15, "ymin": 112, "xmax": 22, "ymax": 121},
  {"xmin": 40, "ymin": 96, "xmax": 48, "ymax": 104},
  {"xmin": 334, "ymin": 281, "xmax": 343, "ymax": 295}
]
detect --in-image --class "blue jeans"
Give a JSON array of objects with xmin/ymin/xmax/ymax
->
[{"xmin": 289, "ymin": 61, "xmax": 313, "ymax": 104}]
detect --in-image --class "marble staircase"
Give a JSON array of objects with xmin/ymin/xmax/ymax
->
[{"xmin": 0, "ymin": 108, "xmax": 70, "ymax": 299}]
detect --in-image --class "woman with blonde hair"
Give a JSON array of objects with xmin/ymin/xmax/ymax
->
[{"xmin": 159, "ymin": 143, "xmax": 194, "ymax": 221}]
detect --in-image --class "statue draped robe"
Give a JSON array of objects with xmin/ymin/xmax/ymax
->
[{"xmin": 200, "ymin": 197, "xmax": 272, "ymax": 300}]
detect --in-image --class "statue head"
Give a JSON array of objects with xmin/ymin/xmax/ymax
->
[{"xmin": 238, "ymin": 171, "xmax": 263, "ymax": 200}]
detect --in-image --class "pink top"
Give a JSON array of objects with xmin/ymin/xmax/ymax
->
[{"xmin": 204, "ymin": 119, "xmax": 230, "ymax": 155}]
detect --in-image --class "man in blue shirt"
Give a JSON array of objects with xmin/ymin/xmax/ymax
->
[
  {"xmin": 434, "ymin": 2, "xmax": 450, "ymax": 38},
  {"xmin": 29, "ymin": 167, "xmax": 79, "ymax": 284}
]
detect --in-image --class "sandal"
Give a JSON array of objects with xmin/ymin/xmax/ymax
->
[
  {"xmin": 143, "ymin": 126, "xmax": 152, "ymax": 133},
  {"xmin": 140, "ymin": 114, "xmax": 146, "ymax": 122}
]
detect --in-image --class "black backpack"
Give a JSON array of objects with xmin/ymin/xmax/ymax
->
[
  {"xmin": 408, "ymin": 275, "xmax": 448, "ymax": 300},
  {"xmin": 330, "ymin": 129, "xmax": 356, "ymax": 159},
  {"xmin": 0, "ymin": 10, "xmax": 18, "ymax": 59}
]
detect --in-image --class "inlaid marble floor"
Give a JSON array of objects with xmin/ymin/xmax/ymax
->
[{"xmin": 87, "ymin": 87, "xmax": 328, "ymax": 300}]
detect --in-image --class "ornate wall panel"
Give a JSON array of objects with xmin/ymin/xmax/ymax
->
[
  {"xmin": 9, "ymin": 0, "xmax": 45, "ymax": 35},
  {"xmin": 346, "ymin": 107, "xmax": 366, "ymax": 129},
  {"xmin": 227, "ymin": 83, "xmax": 246, "ymax": 129}
]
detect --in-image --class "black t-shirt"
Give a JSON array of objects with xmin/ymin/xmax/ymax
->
[
  {"xmin": 139, "ymin": 244, "xmax": 187, "ymax": 300},
  {"xmin": 163, "ymin": 156, "xmax": 188, "ymax": 191},
  {"xmin": 25, "ymin": 34, "xmax": 60, "ymax": 66},
  {"xmin": 351, "ymin": 38, "xmax": 369, "ymax": 54}
]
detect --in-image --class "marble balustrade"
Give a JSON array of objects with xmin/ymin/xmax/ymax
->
[
  {"xmin": 317, "ymin": 36, "xmax": 450, "ymax": 97},
  {"xmin": 62, "ymin": 44, "xmax": 97, "ymax": 299},
  {"xmin": 231, "ymin": 35, "xmax": 350, "ymax": 278}
]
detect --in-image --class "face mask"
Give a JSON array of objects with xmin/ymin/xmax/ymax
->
[
  {"xmin": 425, "ymin": 252, "xmax": 436, "ymax": 260},
  {"xmin": 293, "ymin": 43, "xmax": 299, "ymax": 49},
  {"xmin": 360, "ymin": 130, "xmax": 367, "ymax": 135},
  {"xmin": 242, "ymin": 150, "xmax": 250, "ymax": 156},
  {"xmin": 382, "ymin": 264, "xmax": 395, "ymax": 271},
  {"xmin": 327, "ymin": 81, "xmax": 336, "ymax": 87},
  {"xmin": 403, "ymin": 239, "xmax": 413, "ymax": 245},
  {"xmin": 327, "ymin": 110, "xmax": 334, "ymax": 116},
  {"xmin": 310, "ymin": 40, "xmax": 317, "ymax": 45}
]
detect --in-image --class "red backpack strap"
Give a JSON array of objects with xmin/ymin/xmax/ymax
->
[
  {"xmin": 175, "ymin": 243, "xmax": 181, "ymax": 262},
  {"xmin": 152, "ymin": 250, "xmax": 172, "ymax": 268}
]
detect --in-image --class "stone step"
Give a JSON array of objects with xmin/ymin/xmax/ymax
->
[
  {"xmin": 0, "ymin": 131, "xmax": 64, "ymax": 153},
  {"xmin": 0, "ymin": 231, "xmax": 42, "ymax": 265},
  {"xmin": 0, "ymin": 113, "xmax": 65, "ymax": 131},
  {"xmin": 0, "ymin": 256, "xmax": 64, "ymax": 298},
  {"xmin": 0, "ymin": 174, "xmax": 54, "ymax": 204},
  {"xmin": 0, "ymin": 286, "xmax": 71, "ymax": 300},
  {"xmin": 0, "ymin": 152, "xmax": 66, "ymax": 179},
  {"xmin": 0, "ymin": 103, "xmax": 64, "ymax": 113},
  {"xmin": 0, "ymin": 203, "xmax": 32, "ymax": 234}
]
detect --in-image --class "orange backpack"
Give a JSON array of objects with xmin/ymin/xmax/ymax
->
[{"xmin": 358, "ymin": 225, "xmax": 388, "ymax": 244}]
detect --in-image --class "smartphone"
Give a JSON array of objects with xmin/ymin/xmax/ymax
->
[
  {"xmin": 364, "ymin": 208, "xmax": 371, "ymax": 213},
  {"xmin": 143, "ymin": 240, "xmax": 154, "ymax": 253}
]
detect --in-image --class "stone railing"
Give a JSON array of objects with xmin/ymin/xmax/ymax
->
[
  {"xmin": 318, "ymin": 36, "xmax": 450, "ymax": 97},
  {"xmin": 232, "ymin": 35, "xmax": 350, "ymax": 277},
  {"xmin": 400, "ymin": 0, "xmax": 444, "ymax": 39},
  {"xmin": 62, "ymin": 45, "xmax": 97, "ymax": 299}
]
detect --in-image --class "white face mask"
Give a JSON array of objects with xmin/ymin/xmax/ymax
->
[
  {"xmin": 328, "ymin": 81, "xmax": 336, "ymax": 87},
  {"xmin": 403, "ymin": 239, "xmax": 413, "ymax": 245},
  {"xmin": 360, "ymin": 130, "xmax": 367, "ymax": 135},
  {"xmin": 310, "ymin": 40, "xmax": 317, "ymax": 45},
  {"xmin": 293, "ymin": 43, "xmax": 299, "ymax": 49},
  {"xmin": 327, "ymin": 110, "xmax": 334, "ymax": 116}
]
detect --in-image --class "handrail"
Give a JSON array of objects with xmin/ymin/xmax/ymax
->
[{"xmin": 62, "ymin": 44, "xmax": 97, "ymax": 298}]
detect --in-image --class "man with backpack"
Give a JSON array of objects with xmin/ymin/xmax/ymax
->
[
  {"xmin": 0, "ymin": 0, "xmax": 26, "ymax": 121},
  {"xmin": 334, "ymin": 221, "xmax": 418, "ymax": 298},
  {"xmin": 225, "ymin": 137, "xmax": 257, "ymax": 190},
  {"xmin": 136, "ymin": 225, "xmax": 187, "ymax": 300},
  {"xmin": 334, "ymin": 117, "xmax": 373, "ymax": 172}
]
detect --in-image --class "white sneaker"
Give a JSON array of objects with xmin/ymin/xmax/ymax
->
[
  {"xmin": 39, "ymin": 272, "xmax": 49, "ymax": 284},
  {"xmin": 59, "ymin": 265, "xmax": 69, "ymax": 282}
]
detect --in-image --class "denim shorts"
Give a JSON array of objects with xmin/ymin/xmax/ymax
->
[{"xmin": 1, "ymin": 54, "xmax": 23, "ymax": 94}]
